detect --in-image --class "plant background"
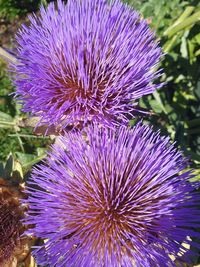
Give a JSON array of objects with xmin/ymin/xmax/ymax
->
[{"xmin": 0, "ymin": 0, "xmax": 200, "ymax": 265}]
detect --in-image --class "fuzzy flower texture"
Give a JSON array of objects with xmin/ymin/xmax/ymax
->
[
  {"xmin": 26, "ymin": 124, "xmax": 200, "ymax": 267},
  {"xmin": 14, "ymin": 0, "xmax": 162, "ymax": 129}
]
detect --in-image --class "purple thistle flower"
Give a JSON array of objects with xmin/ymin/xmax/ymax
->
[
  {"xmin": 0, "ymin": 179, "xmax": 26, "ymax": 265},
  {"xmin": 26, "ymin": 123, "xmax": 200, "ymax": 267},
  {"xmin": 14, "ymin": 0, "xmax": 162, "ymax": 129}
]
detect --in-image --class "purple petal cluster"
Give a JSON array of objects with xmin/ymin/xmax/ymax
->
[
  {"xmin": 26, "ymin": 123, "xmax": 200, "ymax": 267},
  {"xmin": 14, "ymin": 0, "xmax": 162, "ymax": 129}
]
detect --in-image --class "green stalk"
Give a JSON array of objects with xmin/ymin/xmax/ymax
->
[
  {"xmin": 164, "ymin": 6, "xmax": 195, "ymax": 36},
  {"xmin": 0, "ymin": 120, "xmax": 16, "ymax": 128},
  {"xmin": 164, "ymin": 10, "xmax": 200, "ymax": 38},
  {"xmin": 163, "ymin": 35, "xmax": 178, "ymax": 53}
]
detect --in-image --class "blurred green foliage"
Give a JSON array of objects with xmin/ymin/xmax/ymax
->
[
  {"xmin": 0, "ymin": 57, "xmax": 51, "ymax": 168},
  {"xmin": 126, "ymin": 0, "xmax": 200, "ymax": 171},
  {"xmin": 0, "ymin": 0, "xmax": 41, "ymax": 20}
]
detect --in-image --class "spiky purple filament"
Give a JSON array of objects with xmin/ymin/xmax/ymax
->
[
  {"xmin": 14, "ymin": 0, "xmax": 162, "ymax": 129},
  {"xmin": 25, "ymin": 123, "xmax": 200, "ymax": 267}
]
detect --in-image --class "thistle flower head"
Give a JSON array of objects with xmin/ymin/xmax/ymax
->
[
  {"xmin": 26, "ymin": 123, "xmax": 200, "ymax": 266},
  {"xmin": 0, "ymin": 179, "xmax": 25, "ymax": 265},
  {"xmin": 14, "ymin": 0, "xmax": 162, "ymax": 129}
]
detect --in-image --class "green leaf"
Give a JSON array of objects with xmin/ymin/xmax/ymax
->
[
  {"xmin": 36, "ymin": 147, "xmax": 47, "ymax": 156},
  {"xmin": 22, "ymin": 154, "xmax": 46, "ymax": 169},
  {"xmin": 163, "ymin": 35, "xmax": 179, "ymax": 53},
  {"xmin": 180, "ymin": 31, "xmax": 189, "ymax": 58},
  {"xmin": 152, "ymin": 91, "xmax": 167, "ymax": 114},
  {"xmin": 164, "ymin": 10, "xmax": 200, "ymax": 38},
  {"xmin": 164, "ymin": 6, "xmax": 195, "ymax": 36},
  {"xmin": 0, "ymin": 112, "xmax": 15, "ymax": 129},
  {"xmin": 16, "ymin": 152, "xmax": 46, "ymax": 170},
  {"xmin": 4, "ymin": 154, "xmax": 14, "ymax": 178},
  {"xmin": 15, "ymin": 152, "xmax": 36, "ymax": 166},
  {"xmin": 0, "ymin": 111, "xmax": 13, "ymax": 122},
  {"xmin": 149, "ymin": 99, "xmax": 163, "ymax": 113},
  {"xmin": 12, "ymin": 160, "xmax": 23, "ymax": 183}
]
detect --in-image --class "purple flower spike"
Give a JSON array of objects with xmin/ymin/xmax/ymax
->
[
  {"xmin": 26, "ymin": 123, "xmax": 200, "ymax": 267},
  {"xmin": 14, "ymin": 0, "xmax": 162, "ymax": 129}
]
